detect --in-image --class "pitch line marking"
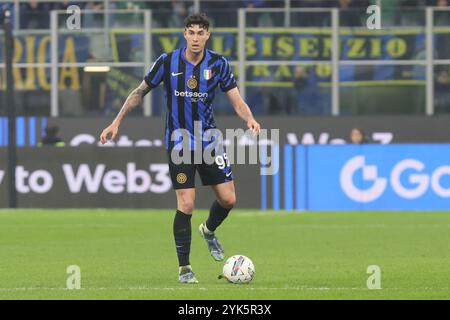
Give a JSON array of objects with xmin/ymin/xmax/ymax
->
[{"xmin": 1, "ymin": 287, "xmax": 450, "ymax": 292}]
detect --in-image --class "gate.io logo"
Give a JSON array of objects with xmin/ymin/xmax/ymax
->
[
  {"xmin": 340, "ymin": 156, "xmax": 387, "ymax": 203},
  {"xmin": 340, "ymin": 156, "xmax": 450, "ymax": 203}
]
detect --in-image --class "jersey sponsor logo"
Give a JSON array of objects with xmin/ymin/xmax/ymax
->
[
  {"xmin": 174, "ymin": 90, "xmax": 208, "ymax": 99},
  {"xmin": 171, "ymin": 72, "xmax": 183, "ymax": 77}
]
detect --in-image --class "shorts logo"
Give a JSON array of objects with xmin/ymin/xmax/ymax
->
[
  {"xmin": 187, "ymin": 77, "xmax": 197, "ymax": 89},
  {"xmin": 176, "ymin": 173, "xmax": 188, "ymax": 184}
]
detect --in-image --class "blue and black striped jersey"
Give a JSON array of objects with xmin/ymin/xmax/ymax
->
[{"xmin": 144, "ymin": 47, "xmax": 237, "ymax": 150}]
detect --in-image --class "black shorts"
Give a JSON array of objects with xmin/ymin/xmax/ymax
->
[{"xmin": 167, "ymin": 148, "xmax": 233, "ymax": 189}]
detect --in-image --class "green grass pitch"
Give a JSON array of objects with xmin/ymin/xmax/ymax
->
[{"xmin": 1, "ymin": 209, "xmax": 450, "ymax": 300}]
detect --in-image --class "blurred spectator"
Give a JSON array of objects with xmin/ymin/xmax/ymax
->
[
  {"xmin": 293, "ymin": 65, "xmax": 329, "ymax": 114},
  {"xmin": 201, "ymin": 1, "xmax": 243, "ymax": 27},
  {"xmin": 54, "ymin": 1, "xmax": 85, "ymax": 10},
  {"xmin": 395, "ymin": 0, "xmax": 427, "ymax": 26},
  {"xmin": 292, "ymin": 1, "xmax": 328, "ymax": 27},
  {"xmin": 294, "ymin": 65, "xmax": 309, "ymax": 92},
  {"xmin": 115, "ymin": 1, "xmax": 145, "ymax": 11},
  {"xmin": 84, "ymin": 1, "xmax": 105, "ymax": 28},
  {"xmin": 242, "ymin": 0, "xmax": 274, "ymax": 27},
  {"xmin": 19, "ymin": 0, "xmax": 53, "ymax": 29},
  {"xmin": 292, "ymin": 0, "xmax": 367, "ymax": 27},
  {"xmin": 243, "ymin": 0, "xmax": 268, "ymax": 8},
  {"xmin": 292, "ymin": 65, "xmax": 310, "ymax": 114},
  {"xmin": 169, "ymin": 0, "xmax": 189, "ymax": 28},
  {"xmin": 266, "ymin": 89, "xmax": 295, "ymax": 114},
  {"xmin": 398, "ymin": 0, "xmax": 426, "ymax": 6},
  {"xmin": 143, "ymin": 0, "xmax": 192, "ymax": 28},
  {"xmin": 87, "ymin": 1, "xmax": 104, "ymax": 10},
  {"xmin": 434, "ymin": 0, "xmax": 450, "ymax": 26},
  {"xmin": 433, "ymin": 0, "xmax": 450, "ymax": 62},
  {"xmin": 292, "ymin": 1, "xmax": 327, "ymax": 8},
  {"xmin": 0, "ymin": 3, "xmax": 15, "ymax": 26},
  {"xmin": 349, "ymin": 127, "xmax": 370, "ymax": 144},
  {"xmin": 113, "ymin": 1, "xmax": 146, "ymax": 27},
  {"xmin": 82, "ymin": 1, "xmax": 110, "ymax": 60},
  {"xmin": 434, "ymin": 69, "xmax": 450, "ymax": 113},
  {"xmin": 145, "ymin": 1, "xmax": 172, "ymax": 27},
  {"xmin": 336, "ymin": 0, "xmax": 362, "ymax": 27},
  {"xmin": 378, "ymin": 0, "xmax": 397, "ymax": 27},
  {"xmin": 39, "ymin": 124, "xmax": 65, "ymax": 147}
]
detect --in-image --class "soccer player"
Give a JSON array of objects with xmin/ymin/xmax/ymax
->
[{"xmin": 100, "ymin": 13, "xmax": 261, "ymax": 283}]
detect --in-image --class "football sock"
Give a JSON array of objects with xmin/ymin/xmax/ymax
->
[
  {"xmin": 179, "ymin": 265, "xmax": 192, "ymax": 274},
  {"xmin": 173, "ymin": 210, "xmax": 192, "ymax": 267},
  {"xmin": 205, "ymin": 200, "xmax": 232, "ymax": 233}
]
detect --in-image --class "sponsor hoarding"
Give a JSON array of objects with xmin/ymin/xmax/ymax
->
[
  {"xmin": 262, "ymin": 144, "xmax": 450, "ymax": 211},
  {"xmin": 0, "ymin": 148, "xmax": 260, "ymax": 208},
  {"xmin": 2, "ymin": 116, "xmax": 450, "ymax": 148}
]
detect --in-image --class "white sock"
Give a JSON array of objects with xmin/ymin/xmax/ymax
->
[
  {"xmin": 203, "ymin": 223, "xmax": 214, "ymax": 235},
  {"xmin": 179, "ymin": 265, "xmax": 192, "ymax": 273}
]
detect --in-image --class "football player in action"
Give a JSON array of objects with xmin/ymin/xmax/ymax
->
[{"xmin": 100, "ymin": 13, "xmax": 261, "ymax": 283}]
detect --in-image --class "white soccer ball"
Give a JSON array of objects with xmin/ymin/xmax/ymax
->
[{"xmin": 222, "ymin": 255, "xmax": 255, "ymax": 284}]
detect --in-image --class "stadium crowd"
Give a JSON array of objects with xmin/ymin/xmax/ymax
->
[
  {"xmin": 1, "ymin": 0, "xmax": 449, "ymax": 29},
  {"xmin": 1, "ymin": 0, "xmax": 450, "ymax": 116}
]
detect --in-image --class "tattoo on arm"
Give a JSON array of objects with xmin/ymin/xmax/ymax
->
[{"xmin": 114, "ymin": 81, "xmax": 151, "ymax": 124}]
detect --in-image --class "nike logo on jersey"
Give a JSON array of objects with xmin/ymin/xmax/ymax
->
[
  {"xmin": 172, "ymin": 72, "xmax": 183, "ymax": 77},
  {"xmin": 226, "ymin": 172, "xmax": 233, "ymax": 177}
]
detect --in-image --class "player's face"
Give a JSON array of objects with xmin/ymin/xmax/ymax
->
[{"xmin": 184, "ymin": 25, "xmax": 210, "ymax": 54}]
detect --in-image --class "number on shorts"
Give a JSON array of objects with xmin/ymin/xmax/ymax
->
[{"xmin": 215, "ymin": 153, "xmax": 230, "ymax": 170}]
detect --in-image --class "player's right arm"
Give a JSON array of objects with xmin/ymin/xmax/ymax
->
[
  {"xmin": 100, "ymin": 53, "xmax": 166, "ymax": 144},
  {"xmin": 100, "ymin": 80, "xmax": 151, "ymax": 144}
]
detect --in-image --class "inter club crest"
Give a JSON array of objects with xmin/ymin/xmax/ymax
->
[{"xmin": 187, "ymin": 77, "xmax": 197, "ymax": 89}]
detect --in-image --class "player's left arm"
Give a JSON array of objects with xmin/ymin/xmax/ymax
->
[{"xmin": 226, "ymin": 87, "xmax": 261, "ymax": 136}]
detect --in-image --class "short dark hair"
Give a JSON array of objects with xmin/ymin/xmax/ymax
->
[{"xmin": 185, "ymin": 13, "xmax": 210, "ymax": 30}]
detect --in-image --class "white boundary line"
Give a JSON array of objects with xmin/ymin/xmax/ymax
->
[{"xmin": 0, "ymin": 287, "xmax": 450, "ymax": 292}]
